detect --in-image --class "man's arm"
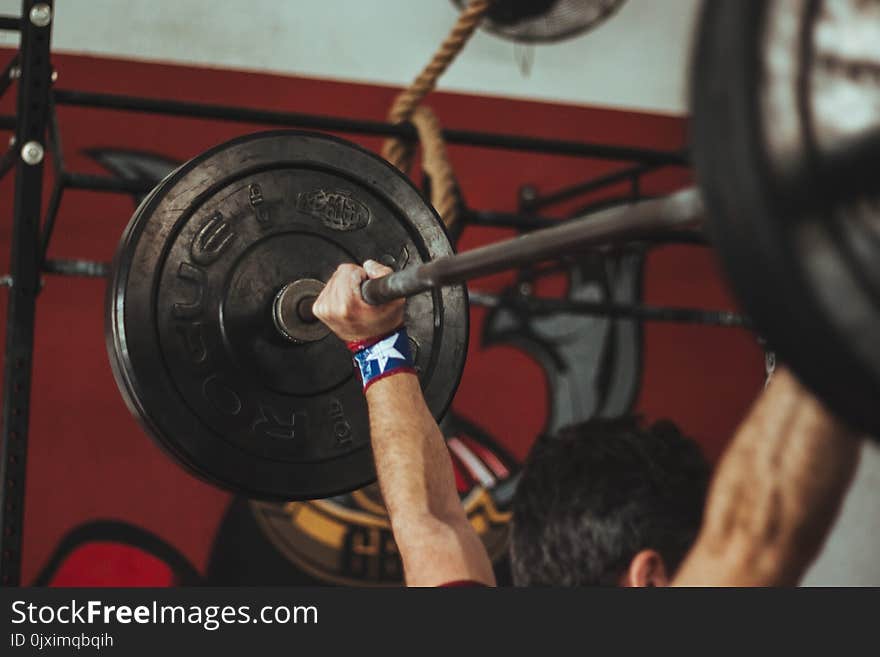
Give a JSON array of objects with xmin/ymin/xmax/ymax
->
[
  {"xmin": 313, "ymin": 260, "xmax": 495, "ymax": 586},
  {"xmin": 673, "ymin": 368, "xmax": 861, "ymax": 586}
]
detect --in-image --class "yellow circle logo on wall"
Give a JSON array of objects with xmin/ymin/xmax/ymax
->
[{"xmin": 250, "ymin": 431, "xmax": 518, "ymax": 586}]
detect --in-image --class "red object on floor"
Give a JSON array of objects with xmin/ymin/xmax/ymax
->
[{"xmin": 48, "ymin": 543, "xmax": 176, "ymax": 587}]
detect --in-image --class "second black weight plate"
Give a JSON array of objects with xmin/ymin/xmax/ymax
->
[{"xmin": 692, "ymin": 0, "xmax": 880, "ymax": 435}]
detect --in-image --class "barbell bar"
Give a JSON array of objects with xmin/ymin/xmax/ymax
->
[
  {"xmin": 280, "ymin": 190, "xmax": 704, "ymax": 336},
  {"xmin": 359, "ymin": 189, "xmax": 703, "ymax": 306}
]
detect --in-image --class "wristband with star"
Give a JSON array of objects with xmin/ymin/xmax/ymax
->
[{"xmin": 347, "ymin": 327, "xmax": 416, "ymax": 391}]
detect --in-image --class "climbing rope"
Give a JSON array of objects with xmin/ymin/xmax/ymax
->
[{"xmin": 381, "ymin": 0, "xmax": 494, "ymax": 229}]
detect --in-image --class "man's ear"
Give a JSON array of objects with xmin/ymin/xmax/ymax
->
[{"xmin": 623, "ymin": 549, "xmax": 669, "ymax": 587}]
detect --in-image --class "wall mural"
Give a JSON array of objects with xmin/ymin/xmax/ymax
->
[
  {"xmin": 483, "ymin": 250, "xmax": 645, "ymax": 434},
  {"xmin": 32, "ymin": 148, "xmax": 645, "ymax": 587}
]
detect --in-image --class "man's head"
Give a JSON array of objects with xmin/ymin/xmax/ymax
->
[{"xmin": 510, "ymin": 417, "xmax": 709, "ymax": 587}]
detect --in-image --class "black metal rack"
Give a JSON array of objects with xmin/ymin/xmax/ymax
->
[
  {"xmin": 0, "ymin": 1, "xmax": 702, "ymax": 585},
  {"xmin": 0, "ymin": 0, "xmax": 54, "ymax": 587}
]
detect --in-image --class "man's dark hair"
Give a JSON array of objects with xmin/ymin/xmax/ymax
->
[{"xmin": 510, "ymin": 416, "xmax": 710, "ymax": 586}]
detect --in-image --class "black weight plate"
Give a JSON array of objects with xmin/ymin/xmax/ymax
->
[
  {"xmin": 106, "ymin": 131, "xmax": 469, "ymax": 500},
  {"xmin": 692, "ymin": 0, "xmax": 880, "ymax": 435}
]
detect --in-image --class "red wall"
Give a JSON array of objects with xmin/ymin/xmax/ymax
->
[{"xmin": 0, "ymin": 52, "xmax": 763, "ymax": 584}]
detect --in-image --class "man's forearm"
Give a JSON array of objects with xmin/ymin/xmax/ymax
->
[
  {"xmin": 674, "ymin": 369, "xmax": 860, "ymax": 586},
  {"xmin": 312, "ymin": 260, "xmax": 495, "ymax": 585},
  {"xmin": 366, "ymin": 373, "xmax": 496, "ymax": 586},
  {"xmin": 366, "ymin": 373, "xmax": 462, "ymax": 523}
]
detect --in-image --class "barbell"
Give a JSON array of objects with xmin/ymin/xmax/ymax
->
[{"xmin": 105, "ymin": 0, "xmax": 880, "ymax": 500}]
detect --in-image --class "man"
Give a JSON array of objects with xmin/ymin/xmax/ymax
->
[
  {"xmin": 510, "ymin": 418, "xmax": 709, "ymax": 586},
  {"xmin": 313, "ymin": 260, "xmax": 861, "ymax": 587}
]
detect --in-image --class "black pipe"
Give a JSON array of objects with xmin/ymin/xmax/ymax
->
[
  {"xmin": 0, "ymin": 115, "xmax": 15, "ymax": 130},
  {"xmin": 469, "ymin": 291, "xmax": 751, "ymax": 329},
  {"xmin": 463, "ymin": 209, "xmax": 561, "ymax": 231},
  {"xmin": 524, "ymin": 162, "xmax": 668, "ymax": 212},
  {"xmin": 63, "ymin": 172, "xmax": 155, "ymax": 194},
  {"xmin": 463, "ymin": 208, "xmax": 707, "ymax": 246},
  {"xmin": 38, "ymin": 181, "xmax": 63, "ymax": 260},
  {"xmin": 52, "ymin": 89, "xmax": 689, "ymax": 166},
  {"xmin": 0, "ymin": 55, "xmax": 20, "ymax": 100},
  {"xmin": 47, "ymin": 98, "xmax": 64, "ymax": 174},
  {"xmin": 0, "ymin": 146, "xmax": 15, "ymax": 181},
  {"xmin": 0, "ymin": 15, "xmax": 20, "ymax": 31}
]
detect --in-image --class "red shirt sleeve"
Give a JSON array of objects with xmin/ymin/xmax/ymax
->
[{"xmin": 438, "ymin": 580, "xmax": 489, "ymax": 587}]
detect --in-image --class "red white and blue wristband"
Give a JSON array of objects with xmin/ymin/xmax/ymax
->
[{"xmin": 347, "ymin": 327, "xmax": 416, "ymax": 391}]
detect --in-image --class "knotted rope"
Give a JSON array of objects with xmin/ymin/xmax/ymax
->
[{"xmin": 381, "ymin": 0, "xmax": 493, "ymax": 229}]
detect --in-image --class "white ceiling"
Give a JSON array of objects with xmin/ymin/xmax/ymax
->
[{"xmin": 0, "ymin": 0, "xmax": 701, "ymax": 114}]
